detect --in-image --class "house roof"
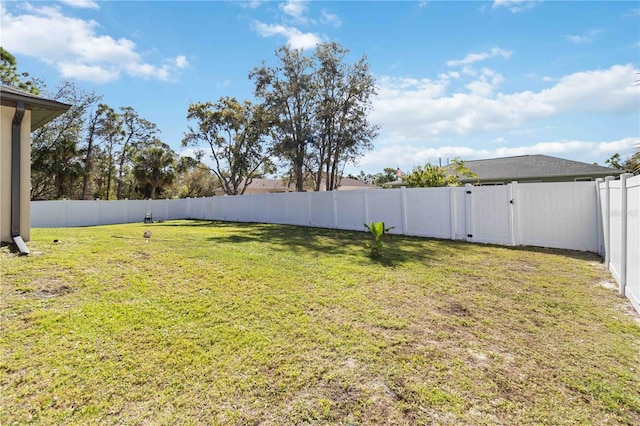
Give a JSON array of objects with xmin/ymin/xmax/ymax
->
[
  {"xmin": 339, "ymin": 177, "xmax": 378, "ymax": 188},
  {"xmin": 1, "ymin": 84, "xmax": 71, "ymax": 131},
  {"xmin": 457, "ymin": 154, "xmax": 622, "ymax": 183}
]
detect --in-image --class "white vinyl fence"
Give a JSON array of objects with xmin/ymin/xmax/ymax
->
[
  {"xmin": 32, "ymin": 181, "xmax": 602, "ymax": 251},
  {"xmin": 598, "ymin": 174, "xmax": 640, "ymax": 315},
  {"xmin": 31, "ymin": 179, "xmax": 639, "ymax": 314}
]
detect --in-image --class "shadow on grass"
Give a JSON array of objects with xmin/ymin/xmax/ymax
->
[{"xmin": 157, "ymin": 220, "xmax": 602, "ymax": 266}]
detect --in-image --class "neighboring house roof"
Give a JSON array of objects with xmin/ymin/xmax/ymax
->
[
  {"xmin": 338, "ymin": 177, "xmax": 378, "ymax": 189},
  {"xmin": 1, "ymin": 84, "xmax": 71, "ymax": 130},
  {"xmin": 457, "ymin": 154, "xmax": 622, "ymax": 183}
]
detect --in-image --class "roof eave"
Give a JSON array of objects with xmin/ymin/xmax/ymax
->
[
  {"xmin": 460, "ymin": 170, "xmax": 624, "ymax": 183},
  {"xmin": 1, "ymin": 89, "xmax": 72, "ymax": 131}
]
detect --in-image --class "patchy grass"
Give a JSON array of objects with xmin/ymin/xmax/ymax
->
[{"xmin": 1, "ymin": 220, "xmax": 639, "ymax": 425}]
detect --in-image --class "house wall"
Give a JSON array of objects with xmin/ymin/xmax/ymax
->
[{"xmin": 0, "ymin": 105, "xmax": 31, "ymax": 243}]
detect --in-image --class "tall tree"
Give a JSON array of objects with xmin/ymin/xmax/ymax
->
[
  {"xmin": 115, "ymin": 107, "xmax": 160, "ymax": 199},
  {"xmin": 250, "ymin": 46, "xmax": 316, "ymax": 192},
  {"xmin": 311, "ymin": 42, "xmax": 378, "ymax": 191},
  {"xmin": 95, "ymin": 105, "xmax": 124, "ymax": 200},
  {"xmin": 132, "ymin": 140, "xmax": 177, "ymax": 199},
  {"xmin": 30, "ymin": 81, "xmax": 100, "ymax": 199},
  {"xmin": 80, "ymin": 101, "xmax": 106, "ymax": 199},
  {"xmin": 0, "ymin": 47, "xmax": 40, "ymax": 94},
  {"xmin": 183, "ymin": 97, "xmax": 271, "ymax": 195},
  {"xmin": 251, "ymin": 43, "xmax": 378, "ymax": 192}
]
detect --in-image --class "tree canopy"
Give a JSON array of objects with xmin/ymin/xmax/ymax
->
[
  {"xmin": 403, "ymin": 159, "xmax": 477, "ymax": 187},
  {"xmin": 251, "ymin": 42, "xmax": 378, "ymax": 192},
  {"xmin": 183, "ymin": 97, "xmax": 271, "ymax": 195}
]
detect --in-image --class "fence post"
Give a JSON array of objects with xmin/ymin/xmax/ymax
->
[
  {"xmin": 400, "ymin": 187, "xmax": 408, "ymax": 235},
  {"xmin": 508, "ymin": 181, "xmax": 518, "ymax": 246},
  {"xmin": 307, "ymin": 192, "xmax": 312, "ymax": 226},
  {"xmin": 63, "ymin": 199, "xmax": 68, "ymax": 227},
  {"xmin": 332, "ymin": 190, "xmax": 338, "ymax": 229},
  {"xmin": 363, "ymin": 188, "xmax": 369, "ymax": 227},
  {"xmin": 464, "ymin": 184, "xmax": 473, "ymax": 241},
  {"xmin": 603, "ymin": 176, "xmax": 615, "ymax": 268},
  {"xmin": 619, "ymin": 173, "xmax": 633, "ymax": 296},
  {"xmin": 595, "ymin": 178, "xmax": 605, "ymax": 257},
  {"xmin": 449, "ymin": 187, "xmax": 457, "ymax": 240}
]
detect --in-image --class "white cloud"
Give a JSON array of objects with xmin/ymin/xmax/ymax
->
[
  {"xmin": 320, "ymin": 9, "xmax": 341, "ymax": 27},
  {"xmin": 253, "ymin": 21, "xmax": 322, "ymax": 49},
  {"xmin": 57, "ymin": 63, "xmax": 118, "ymax": 83},
  {"xmin": 0, "ymin": 5, "xmax": 187, "ymax": 84},
  {"xmin": 59, "ymin": 0, "xmax": 99, "ymax": 9},
  {"xmin": 174, "ymin": 55, "xmax": 189, "ymax": 69},
  {"xmin": 280, "ymin": 0, "xmax": 308, "ymax": 23},
  {"xmin": 446, "ymin": 47, "xmax": 512, "ymax": 67},
  {"xmin": 239, "ymin": 0, "xmax": 265, "ymax": 9},
  {"xmin": 492, "ymin": 0, "xmax": 540, "ymax": 13},
  {"xmin": 370, "ymin": 64, "xmax": 639, "ymax": 144},
  {"xmin": 564, "ymin": 29, "xmax": 602, "ymax": 44}
]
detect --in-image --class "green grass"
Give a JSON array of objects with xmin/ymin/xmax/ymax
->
[{"xmin": 1, "ymin": 220, "xmax": 639, "ymax": 425}]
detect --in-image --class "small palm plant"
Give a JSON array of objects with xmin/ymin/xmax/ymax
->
[{"xmin": 364, "ymin": 221, "xmax": 395, "ymax": 258}]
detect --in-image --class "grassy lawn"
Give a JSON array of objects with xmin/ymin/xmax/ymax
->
[{"xmin": 1, "ymin": 220, "xmax": 639, "ymax": 425}]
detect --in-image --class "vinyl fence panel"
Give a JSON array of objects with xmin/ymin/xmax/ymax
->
[
  {"xmin": 335, "ymin": 190, "xmax": 365, "ymax": 231},
  {"xmin": 403, "ymin": 187, "xmax": 455, "ymax": 239},
  {"xmin": 309, "ymin": 192, "xmax": 335, "ymax": 229},
  {"xmin": 625, "ymin": 175, "xmax": 640, "ymax": 313},
  {"xmin": 515, "ymin": 182, "xmax": 600, "ymax": 252},
  {"xmin": 608, "ymin": 181, "xmax": 624, "ymax": 283},
  {"xmin": 366, "ymin": 189, "xmax": 404, "ymax": 235}
]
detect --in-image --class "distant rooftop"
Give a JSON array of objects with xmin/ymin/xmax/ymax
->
[{"xmin": 457, "ymin": 154, "xmax": 622, "ymax": 183}]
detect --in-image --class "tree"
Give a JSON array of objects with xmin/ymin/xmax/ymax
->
[
  {"xmin": 605, "ymin": 152, "xmax": 637, "ymax": 173},
  {"xmin": 30, "ymin": 81, "xmax": 100, "ymax": 199},
  {"xmin": 132, "ymin": 140, "xmax": 177, "ymax": 199},
  {"xmin": 251, "ymin": 43, "xmax": 378, "ymax": 192},
  {"xmin": 251, "ymin": 46, "xmax": 316, "ymax": 192},
  {"xmin": 80, "ymin": 100, "xmax": 106, "ymax": 199},
  {"xmin": 0, "ymin": 47, "xmax": 40, "ymax": 94},
  {"xmin": 310, "ymin": 42, "xmax": 378, "ymax": 191},
  {"xmin": 183, "ymin": 97, "xmax": 271, "ymax": 195},
  {"xmin": 403, "ymin": 158, "xmax": 477, "ymax": 187},
  {"xmin": 95, "ymin": 105, "xmax": 124, "ymax": 200},
  {"xmin": 115, "ymin": 107, "xmax": 160, "ymax": 199},
  {"xmin": 167, "ymin": 157, "xmax": 219, "ymax": 198}
]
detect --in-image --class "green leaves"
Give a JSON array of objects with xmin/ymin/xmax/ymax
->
[
  {"xmin": 403, "ymin": 157, "xmax": 477, "ymax": 188},
  {"xmin": 363, "ymin": 221, "xmax": 395, "ymax": 258}
]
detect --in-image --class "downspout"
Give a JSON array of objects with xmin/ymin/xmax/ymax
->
[{"xmin": 11, "ymin": 101, "xmax": 29, "ymax": 255}]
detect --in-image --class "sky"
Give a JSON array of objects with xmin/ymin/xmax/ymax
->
[{"xmin": 1, "ymin": 0, "xmax": 639, "ymax": 176}]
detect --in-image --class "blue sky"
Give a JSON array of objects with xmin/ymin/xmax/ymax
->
[{"xmin": 2, "ymin": 0, "xmax": 638, "ymax": 175}]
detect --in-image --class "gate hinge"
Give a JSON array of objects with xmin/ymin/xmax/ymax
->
[
  {"xmin": 466, "ymin": 190, "xmax": 472, "ymax": 194},
  {"xmin": 467, "ymin": 234, "xmax": 473, "ymax": 238}
]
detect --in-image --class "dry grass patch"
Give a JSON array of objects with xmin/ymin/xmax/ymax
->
[{"xmin": 1, "ymin": 220, "xmax": 639, "ymax": 425}]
